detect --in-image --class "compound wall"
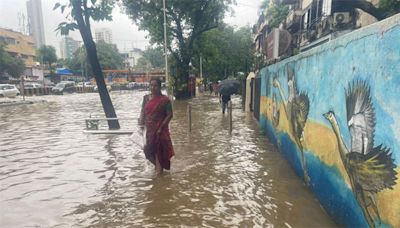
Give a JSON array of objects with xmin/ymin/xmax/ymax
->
[{"xmin": 259, "ymin": 14, "xmax": 400, "ymax": 227}]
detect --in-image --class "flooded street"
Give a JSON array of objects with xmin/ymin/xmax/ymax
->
[{"xmin": 0, "ymin": 91, "xmax": 336, "ymax": 227}]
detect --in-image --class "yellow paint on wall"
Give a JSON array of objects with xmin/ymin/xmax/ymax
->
[
  {"xmin": 302, "ymin": 121, "xmax": 350, "ymax": 184},
  {"xmin": 261, "ymin": 96, "xmax": 400, "ymax": 226},
  {"xmin": 376, "ymin": 168, "xmax": 400, "ymax": 227},
  {"xmin": 261, "ymin": 96, "xmax": 291, "ymax": 136}
]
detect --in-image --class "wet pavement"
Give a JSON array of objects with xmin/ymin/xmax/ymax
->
[{"xmin": 0, "ymin": 91, "xmax": 337, "ymax": 227}]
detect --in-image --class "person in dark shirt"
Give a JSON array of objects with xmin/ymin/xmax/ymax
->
[{"xmin": 219, "ymin": 93, "xmax": 231, "ymax": 114}]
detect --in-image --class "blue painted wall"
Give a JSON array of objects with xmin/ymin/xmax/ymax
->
[{"xmin": 258, "ymin": 14, "xmax": 400, "ymax": 227}]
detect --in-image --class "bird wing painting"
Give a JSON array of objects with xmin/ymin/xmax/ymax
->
[
  {"xmin": 346, "ymin": 80, "xmax": 376, "ymax": 155},
  {"xmin": 273, "ymin": 67, "xmax": 310, "ymax": 184},
  {"xmin": 323, "ymin": 79, "xmax": 398, "ymax": 227}
]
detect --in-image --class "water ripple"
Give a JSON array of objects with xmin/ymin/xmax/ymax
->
[{"xmin": 0, "ymin": 92, "xmax": 336, "ymax": 227}]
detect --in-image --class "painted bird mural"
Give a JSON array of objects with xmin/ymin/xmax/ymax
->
[
  {"xmin": 273, "ymin": 67, "xmax": 310, "ymax": 184},
  {"xmin": 323, "ymin": 80, "xmax": 397, "ymax": 227}
]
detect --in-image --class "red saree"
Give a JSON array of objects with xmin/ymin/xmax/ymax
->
[{"xmin": 140, "ymin": 94, "xmax": 174, "ymax": 170}]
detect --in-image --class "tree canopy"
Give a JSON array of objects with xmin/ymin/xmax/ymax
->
[
  {"xmin": 140, "ymin": 47, "xmax": 165, "ymax": 69},
  {"xmin": 0, "ymin": 44, "xmax": 25, "ymax": 78},
  {"xmin": 192, "ymin": 25, "xmax": 254, "ymax": 83},
  {"xmin": 121, "ymin": 0, "xmax": 234, "ymax": 98},
  {"xmin": 66, "ymin": 41, "xmax": 124, "ymax": 77},
  {"xmin": 96, "ymin": 41, "xmax": 124, "ymax": 70},
  {"xmin": 37, "ymin": 45, "xmax": 57, "ymax": 66},
  {"xmin": 261, "ymin": 0, "xmax": 288, "ymax": 29},
  {"xmin": 379, "ymin": 0, "xmax": 400, "ymax": 17}
]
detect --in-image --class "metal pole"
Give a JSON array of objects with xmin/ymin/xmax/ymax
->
[
  {"xmin": 20, "ymin": 76, "xmax": 25, "ymax": 101},
  {"xmin": 200, "ymin": 55, "xmax": 202, "ymax": 79},
  {"xmin": 187, "ymin": 104, "xmax": 192, "ymax": 132},
  {"xmin": 229, "ymin": 101, "xmax": 232, "ymax": 134},
  {"xmin": 163, "ymin": 0, "xmax": 169, "ymax": 94},
  {"xmin": 200, "ymin": 55, "xmax": 203, "ymax": 92}
]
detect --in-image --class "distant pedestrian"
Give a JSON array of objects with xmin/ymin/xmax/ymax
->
[
  {"xmin": 219, "ymin": 93, "xmax": 231, "ymax": 114},
  {"xmin": 212, "ymin": 83, "xmax": 218, "ymax": 96}
]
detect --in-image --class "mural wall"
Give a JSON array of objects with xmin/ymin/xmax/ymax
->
[{"xmin": 259, "ymin": 14, "xmax": 400, "ymax": 227}]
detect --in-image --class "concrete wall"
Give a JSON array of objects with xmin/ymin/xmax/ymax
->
[
  {"xmin": 259, "ymin": 14, "xmax": 400, "ymax": 227},
  {"xmin": 245, "ymin": 72, "xmax": 255, "ymax": 112}
]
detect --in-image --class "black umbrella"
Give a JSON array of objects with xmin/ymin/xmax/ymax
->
[{"xmin": 218, "ymin": 79, "xmax": 240, "ymax": 95}]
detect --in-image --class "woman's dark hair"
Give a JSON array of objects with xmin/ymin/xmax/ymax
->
[{"xmin": 150, "ymin": 78, "xmax": 162, "ymax": 88}]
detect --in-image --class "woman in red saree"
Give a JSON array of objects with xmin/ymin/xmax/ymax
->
[{"xmin": 139, "ymin": 78, "xmax": 174, "ymax": 174}]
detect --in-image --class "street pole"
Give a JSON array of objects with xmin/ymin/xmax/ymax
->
[
  {"xmin": 200, "ymin": 55, "xmax": 202, "ymax": 79},
  {"xmin": 200, "ymin": 55, "xmax": 203, "ymax": 92},
  {"xmin": 163, "ymin": 0, "xmax": 169, "ymax": 95}
]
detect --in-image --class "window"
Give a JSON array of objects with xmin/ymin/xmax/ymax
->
[
  {"xmin": 322, "ymin": 0, "xmax": 332, "ymax": 17},
  {"xmin": 0, "ymin": 36, "xmax": 16, "ymax": 45}
]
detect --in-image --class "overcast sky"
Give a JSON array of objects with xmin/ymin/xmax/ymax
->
[{"xmin": 0, "ymin": 0, "xmax": 261, "ymax": 57}]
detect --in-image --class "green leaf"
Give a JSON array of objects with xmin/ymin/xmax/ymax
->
[
  {"xmin": 53, "ymin": 2, "xmax": 61, "ymax": 10},
  {"xmin": 61, "ymin": 5, "xmax": 66, "ymax": 14}
]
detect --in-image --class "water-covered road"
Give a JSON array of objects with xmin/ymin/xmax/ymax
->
[{"xmin": 0, "ymin": 91, "xmax": 337, "ymax": 227}]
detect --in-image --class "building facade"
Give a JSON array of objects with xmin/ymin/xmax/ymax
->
[
  {"xmin": 26, "ymin": 0, "xmax": 45, "ymax": 47},
  {"xmin": 0, "ymin": 28, "xmax": 36, "ymax": 67},
  {"xmin": 121, "ymin": 48, "xmax": 143, "ymax": 68},
  {"xmin": 60, "ymin": 36, "xmax": 81, "ymax": 59},
  {"xmin": 94, "ymin": 28, "xmax": 113, "ymax": 44}
]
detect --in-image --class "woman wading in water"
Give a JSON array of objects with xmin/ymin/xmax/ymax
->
[{"xmin": 139, "ymin": 78, "xmax": 174, "ymax": 175}]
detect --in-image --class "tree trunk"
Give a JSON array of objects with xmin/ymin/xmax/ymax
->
[
  {"xmin": 173, "ymin": 62, "xmax": 191, "ymax": 99},
  {"xmin": 72, "ymin": 2, "xmax": 120, "ymax": 129},
  {"xmin": 84, "ymin": 37, "xmax": 120, "ymax": 129}
]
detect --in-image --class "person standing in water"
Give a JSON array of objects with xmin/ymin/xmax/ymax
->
[
  {"xmin": 139, "ymin": 78, "xmax": 174, "ymax": 175},
  {"xmin": 219, "ymin": 93, "xmax": 231, "ymax": 114}
]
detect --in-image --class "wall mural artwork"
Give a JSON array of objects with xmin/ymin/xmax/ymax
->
[
  {"xmin": 258, "ymin": 15, "xmax": 400, "ymax": 227},
  {"xmin": 272, "ymin": 93, "xmax": 280, "ymax": 127},
  {"xmin": 273, "ymin": 67, "xmax": 310, "ymax": 184},
  {"xmin": 323, "ymin": 80, "xmax": 398, "ymax": 227}
]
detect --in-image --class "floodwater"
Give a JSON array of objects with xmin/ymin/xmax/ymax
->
[{"xmin": 0, "ymin": 91, "xmax": 337, "ymax": 227}]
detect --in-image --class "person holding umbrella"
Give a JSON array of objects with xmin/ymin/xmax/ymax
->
[
  {"xmin": 219, "ymin": 93, "xmax": 231, "ymax": 114},
  {"xmin": 218, "ymin": 79, "xmax": 240, "ymax": 114}
]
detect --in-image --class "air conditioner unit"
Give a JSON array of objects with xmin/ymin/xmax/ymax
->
[{"xmin": 333, "ymin": 12, "xmax": 350, "ymax": 25}]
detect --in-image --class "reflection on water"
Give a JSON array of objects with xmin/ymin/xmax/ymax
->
[{"xmin": 0, "ymin": 92, "xmax": 337, "ymax": 227}]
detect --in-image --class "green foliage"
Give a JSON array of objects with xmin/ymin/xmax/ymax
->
[
  {"xmin": 122, "ymin": 0, "xmax": 232, "ymax": 47},
  {"xmin": 122, "ymin": 0, "xmax": 235, "ymax": 98},
  {"xmin": 37, "ymin": 45, "xmax": 57, "ymax": 66},
  {"xmin": 140, "ymin": 47, "xmax": 165, "ymax": 69},
  {"xmin": 263, "ymin": 1, "xmax": 289, "ymax": 28},
  {"xmin": 66, "ymin": 41, "xmax": 124, "ymax": 75},
  {"xmin": 0, "ymin": 44, "xmax": 25, "ymax": 78},
  {"xmin": 193, "ymin": 25, "xmax": 254, "ymax": 83},
  {"xmin": 379, "ymin": 0, "xmax": 400, "ymax": 16},
  {"xmin": 96, "ymin": 41, "xmax": 124, "ymax": 70},
  {"xmin": 135, "ymin": 57, "xmax": 150, "ymax": 69},
  {"xmin": 54, "ymin": 0, "xmax": 115, "ymax": 36}
]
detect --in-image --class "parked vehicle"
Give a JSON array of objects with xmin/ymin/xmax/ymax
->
[
  {"xmin": 77, "ymin": 81, "xmax": 92, "ymax": 87},
  {"xmin": 93, "ymin": 85, "xmax": 112, "ymax": 92},
  {"xmin": 24, "ymin": 83, "xmax": 43, "ymax": 89},
  {"xmin": 127, "ymin": 82, "xmax": 137, "ymax": 89},
  {"xmin": 52, "ymin": 81, "xmax": 75, "ymax": 94},
  {"xmin": 0, "ymin": 84, "xmax": 20, "ymax": 98}
]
